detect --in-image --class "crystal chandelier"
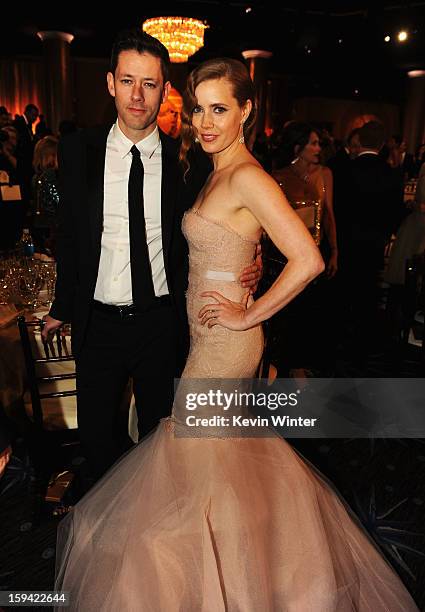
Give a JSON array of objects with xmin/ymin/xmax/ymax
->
[{"xmin": 143, "ymin": 17, "xmax": 208, "ymax": 63}]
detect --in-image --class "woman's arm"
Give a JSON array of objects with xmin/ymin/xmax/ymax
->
[
  {"xmin": 200, "ymin": 164, "xmax": 324, "ymax": 330},
  {"xmin": 321, "ymin": 166, "xmax": 338, "ymax": 278}
]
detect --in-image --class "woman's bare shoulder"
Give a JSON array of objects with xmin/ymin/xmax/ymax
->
[
  {"xmin": 230, "ymin": 159, "xmax": 276, "ymax": 191},
  {"xmin": 228, "ymin": 160, "xmax": 290, "ymax": 216},
  {"xmin": 320, "ymin": 164, "xmax": 332, "ymax": 179}
]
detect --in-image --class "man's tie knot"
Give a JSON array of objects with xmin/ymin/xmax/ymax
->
[{"xmin": 130, "ymin": 145, "xmax": 141, "ymax": 159}]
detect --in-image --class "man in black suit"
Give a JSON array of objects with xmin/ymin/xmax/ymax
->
[
  {"xmin": 13, "ymin": 103, "xmax": 39, "ymax": 200},
  {"xmin": 13, "ymin": 104, "xmax": 39, "ymax": 146},
  {"xmin": 339, "ymin": 121, "xmax": 403, "ymax": 357},
  {"xmin": 42, "ymin": 30, "xmax": 259, "ymax": 481},
  {"xmin": 328, "ymin": 128, "xmax": 361, "ymax": 229},
  {"xmin": 328, "ymin": 128, "xmax": 361, "ymax": 171}
]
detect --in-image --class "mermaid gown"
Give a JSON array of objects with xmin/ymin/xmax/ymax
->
[{"xmin": 55, "ymin": 208, "xmax": 418, "ymax": 611}]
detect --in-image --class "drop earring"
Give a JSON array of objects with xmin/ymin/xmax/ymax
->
[
  {"xmin": 239, "ymin": 121, "xmax": 245, "ymax": 144},
  {"xmin": 194, "ymin": 136, "xmax": 199, "ymax": 143}
]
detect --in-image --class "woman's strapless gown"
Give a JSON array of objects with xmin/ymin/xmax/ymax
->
[{"xmin": 55, "ymin": 209, "xmax": 418, "ymax": 611}]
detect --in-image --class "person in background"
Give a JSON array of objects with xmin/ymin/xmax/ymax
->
[
  {"xmin": 31, "ymin": 136, "xmax": 59, "ymax": 255},
  {"xmin": 384, "ymin": 163, "xmax": 425, "ymax": 339},
  {"xmin": 327, "ymin": 127, "xmax": 360, "ymax": 264},
  {"xmin": 157, "ymin": 99, "xmax": 181, "ymax": 138},
  {"xmin": 0, "ymin": 126, "xmax": 18, "ymax": 183},
  {"xmin": 58, "ymin": 119, "xmax": 78, "ymax": 139},
  {"xmin": 268, "ymin": 122, "xmax": 338, "ymax": 377},
  {"xmin": 13, "ymin": 103, "xmax": 39, "ymax": 204},
  {"xmin": 274, "ymin": 123, "xmax": 338, "ymax": 277},
  {"xmin": 318, "ymin": 127, "xmax": 336, "ymax": 165},
  {"xmin": 413, "ymin": 143, "xmax": 425, "ymax": 178},
  {"xmin": 383, "ymin": 135, "xmax": 415, "ymax": 181},
  {"xmin": 385, "ymin": 161, "xmax": 425, "ymax": 286},
  {"xmin": 0, "ymin": 106, "xmax": 12, "ymax": 129},
  {"xmin": 14, "ymin": 103, "xmax": 39, "ymax": 141},
  {"xmin": 328, "ymin": 128, "xmax": 361, "ymax": 171},
  {"xmin": 34, "ymin": 114, "xmax": 52, "ymax": 142},
  {"xmin": 341, "ymin": 121, "xmax": 404, "ymax": 362}
]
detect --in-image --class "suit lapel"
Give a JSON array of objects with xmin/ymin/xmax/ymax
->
[
  {"xmin": 86, "ymin": 126, "xmax": 110, "ymax": 257},
  {"xmin": 160, "ymin": 130, "xmax": 180, "ymax": 269}
]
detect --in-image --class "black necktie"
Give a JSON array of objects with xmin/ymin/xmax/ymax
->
[{"xmin": 128, "ymin": 145, "xmax": 155, "ymax": 307}]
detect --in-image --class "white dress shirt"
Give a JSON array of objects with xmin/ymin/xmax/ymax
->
[
  {"xmin": 94, "ymin": 122, "xmax": 169, "ymax": 305},
  {"xmin": 357, "ymin": 150, "xmax": 379, "ymax": 157}
]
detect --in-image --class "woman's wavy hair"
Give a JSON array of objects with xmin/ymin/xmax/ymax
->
[
  {"xmin": 274, "ymin": 121, "xmax": 317, "ymax": 169},
  {"xmin": 33, "ymin": 136, "xmax": 59, "ymax": 173},
  {"xmin": 179, "ymin": 57, "xmax": 257, "ymax": 177}
]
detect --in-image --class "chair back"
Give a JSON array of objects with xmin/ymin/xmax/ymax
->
[{"xmin": 17, "ymin": 317, "xmax": 76, "ymax": 430}]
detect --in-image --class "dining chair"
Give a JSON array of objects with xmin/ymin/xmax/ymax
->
[{"xmin": 17, "ymin": 316, "xmax": 78, "ymax": 517}]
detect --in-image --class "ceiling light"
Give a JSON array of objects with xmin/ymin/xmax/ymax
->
[{"xmin": 142, "ymin": 17, "xmax": 208, "ymax": 63}]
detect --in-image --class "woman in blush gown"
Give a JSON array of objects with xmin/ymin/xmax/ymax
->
[{"xmin": 55, "ymin": 59, "xmax": 419, "ymax": 611}]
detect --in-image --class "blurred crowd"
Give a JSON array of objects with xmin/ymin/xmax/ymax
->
[{"xmin": 0, "ymin": 104, "xmax": 78, "ymax": 255}]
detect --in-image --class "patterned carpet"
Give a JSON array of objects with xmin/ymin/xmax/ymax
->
[
  {"xmin": 0, "ymin": 332, "xmax": 424, "ymax": 611},
  {"xmin": 0, "ymin": 434, "xmax": 424, "ymax": 610}
]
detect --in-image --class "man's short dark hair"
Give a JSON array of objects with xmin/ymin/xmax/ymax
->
[
  {"xmin": 25, "ymin": 103, "xmax": 39, "ymax": 114},
  {"xmin": 358, "ymin": 121, "xmax": 386, "ymax": 150},
  {"xmin": 110, "ymin": 29, "xmax": 170, "ymax": 84}
]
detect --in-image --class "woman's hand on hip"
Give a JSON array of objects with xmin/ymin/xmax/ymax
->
[{"xmin": 198, "ymin": 291, "xmax": 252, "ymax": 330}]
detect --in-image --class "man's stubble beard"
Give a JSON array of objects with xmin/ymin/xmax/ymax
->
[{"xmin": 125, "ymin": 104, "xmax": 161, "ymax": 133}]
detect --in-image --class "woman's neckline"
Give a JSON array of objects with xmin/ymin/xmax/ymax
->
[{"xmin": 186, "ymin": 207, "xmax": 259, "ymax": 244}]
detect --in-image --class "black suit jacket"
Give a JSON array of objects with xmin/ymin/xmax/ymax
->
[
  {"xmin": 327, "ymin": 148, "xmax": 352, "ymax": 225},
  {"xmin": 49, "ymin": 125, "xmax": 210, "ymax": 357},
  {"xmin": 13, "ymin": 115, "xmax": 35, "ymax": 198},
  {"xmin": 13, "ymin": 115, "xmax": 33, "ymax": 147},
  {"xmin": 341, "ymin": 153, "xmax": 404, "ymax": 245},
  {"xmin": 327, "ymin": 147, "xmax": 350, "ymax": 173}
]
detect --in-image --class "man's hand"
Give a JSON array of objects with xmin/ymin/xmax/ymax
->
[
  {"xmin": 239, "ymin": 242, "xmax": 263, "ymax": 294},
  {"xmin": 41, "ymin": 314, "xmax": 64, "ymax": 342}
]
